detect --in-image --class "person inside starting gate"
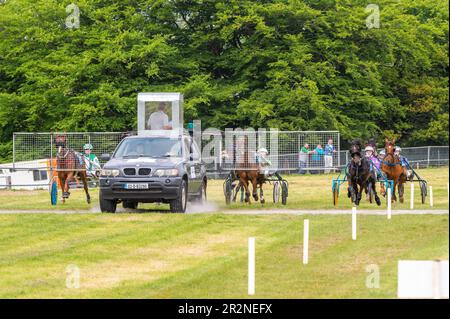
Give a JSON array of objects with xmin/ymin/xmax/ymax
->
[
  {"xmin": 395, "ymin": 146, "xmax": 413, "ymax": 180},
  {"xmin": 83, "ymin": 144, "xmax": 101, "ymax": 177}
]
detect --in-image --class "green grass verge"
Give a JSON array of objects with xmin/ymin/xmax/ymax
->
[{"xmin": 0, "ymin": 213, "xmax": 447, "ymax": 298}]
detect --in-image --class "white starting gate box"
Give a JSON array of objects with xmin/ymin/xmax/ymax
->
[
  {"xmin": 137, "ymin": 93, "xmax": 184, "ymax": 134},
  {"xmin": 398, "ymin": 260, "xmax": 449, "ymax": 299}
]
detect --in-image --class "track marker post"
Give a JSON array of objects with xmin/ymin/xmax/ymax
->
[
  {"xmin": 303, "ymin": 220, "xmax": 309, "ymax": 265},
  {"xmin": 387, "ymin": 188, "xmax": 392, "ymax": 220},
  {"xmin": 352, "ymin": 207, "xmax": 357, "ymax": 240},
  {"xmin": 248, "ymin": 237, "xmax": 255, "ymax": 295},
  {"xmin": 429, "ymin": 186, "xmax": 433, "ymax": 207},
  {"xmin": 410, "ymin": 183, "xmax": 414, "ymax": 210}
]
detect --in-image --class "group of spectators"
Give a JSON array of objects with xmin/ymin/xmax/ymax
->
[{"xmin": 298, "ymin": 139, "xmax": 337, "ymax": 174}]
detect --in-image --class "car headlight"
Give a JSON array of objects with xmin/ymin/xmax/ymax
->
[
  {"xmin": 153, "ymin": 169, "xmax": 179, "ymax": 177},
  {"xmin": 100, "ymin": 169, "xmax": 120, "ymax": 177}
]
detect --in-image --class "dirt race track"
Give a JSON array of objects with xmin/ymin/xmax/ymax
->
[{"xmin": 0, "ymin": 208, "xmax": 448, "ymax": 215}]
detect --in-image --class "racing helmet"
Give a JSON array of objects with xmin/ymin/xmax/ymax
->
[
  {"xmin": 365, "ymin": 146, "xmax": 374, "ymax": 152},
  {"xmin": 258, "ymin": 147, "xmax": 268, "ymax": 154},
  {"xmin": 395, "ymin": 146, "xmax": 402, "ymax": 153},
  {"xmin": 83, "ymin": 143, "xmax": 93, "ymax": 150}
]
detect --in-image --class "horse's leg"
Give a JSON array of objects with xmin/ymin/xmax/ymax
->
[
  {"xmin": 355, "ymin": 182, "xmax": 362, "ymax": 206},
  {"xmin": 240, "ymin": 176, "xmax": 250, "ymax": 203},
  {"xmin": 372, "ymin": 178, "xmax": 381, "ymax": 206},
  {"xmin": 392, "ymin": 181, "xmax": 397, "ymax": 202},
  {"xmin": 64, "ymin": 172, "xmax": 73, "ymax": 199},
  {"xmin": 380, "ymin": 180, "xmax": 386, "ymax": 197},
  {"xmin": 347, "ymin": 179, "xmax": 352, "ymax": 198},
  {"xmin": 59, "ymin": 175, "xmax": 66, "ymax": 203},
  {"xmin": 251, "ymin": 175, "xmax": 258, "ymax": 202},
  {"xmin": 259, "ymin": 181, "xmax": 265, "ymax": 204},
  {"xmin": 351, "ymin": 180, "xmax": 359, "ymax": 205},
  {"xmin": 244, "ymin": 180, "xmax": 251, "ymax": 204},
  {"xmin": 80, "ymin": 172, "xmax": 91, "ymax": 204}
]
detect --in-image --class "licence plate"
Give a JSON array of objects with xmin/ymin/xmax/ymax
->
[{"xmin": 124, "ymin": 183, "xmax": 149, "ymax": 190}]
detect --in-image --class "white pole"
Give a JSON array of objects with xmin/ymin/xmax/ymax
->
[
  {"xmin": 248, "ymin": 237, "xmax": 255, "ymax": 295},
  {"xmin": 303, "ymin": 220, "xmax": 309, "ymax": 265},
  {"xmin": 387, "ymin": 188, "xmax": 392, "ymax": 220},
  {"xmin": 429, "ymin": 186, "xmax": 433, "ymax": 207},
  {"xmin": 410, "ymin": 183, "xmax": 414, "ymax": 210},
  {"xmin": 352, "ymin": 207, "xmax": 357, "ymax": 240}
]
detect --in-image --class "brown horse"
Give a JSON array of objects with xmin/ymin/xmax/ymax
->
[
  {"xmin": 233, "ymin": 135, "xmax": 264, "ymax": 204},
  {"xmin": 54, "ymin": 134, "xmax": 91, "ymax": 204},
  {"xmin": 381, "ymin": 138, "xmax": 406, "ymax": 203}
]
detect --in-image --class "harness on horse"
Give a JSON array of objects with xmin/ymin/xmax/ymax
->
[{"xmin": 380, "ymin": 153, "xmax": 402, "ymax": 167}]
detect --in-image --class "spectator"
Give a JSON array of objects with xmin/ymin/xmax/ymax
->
[
  {"xmin": 298, "ymin": 143, "xmax": 310, "ymax": 174},
  {"xmin": 324, "ymin": 139, "xmax": 336, "ymax": 174},
  {"xmin": 310, "ymin": 144, "xmax": 324, "ymax": 174}
]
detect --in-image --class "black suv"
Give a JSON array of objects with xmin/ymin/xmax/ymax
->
[{"xmin": 99, "ymin": 131, "xmax": 207, "ymax": 213}]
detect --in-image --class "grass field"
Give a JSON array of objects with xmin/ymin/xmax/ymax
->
[
  {"xmin": 0, "ymin": 213, "xmax": 447, "ymax": 298},
  {"xmin": 0, "ymin": 167, "xmax": 447, "ymax": 298},
  {"xmin": 0, "ymin": 167, "xmax": 448, "ymax": 211}
]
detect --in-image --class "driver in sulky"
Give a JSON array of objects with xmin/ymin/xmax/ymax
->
[{"xmin": 256, "ymin": 147, "xmax": 272, "ymax": 177}]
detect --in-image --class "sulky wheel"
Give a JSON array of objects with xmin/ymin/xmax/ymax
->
[
  {"xmin": 281, "ymin": 181, "xmax": 288, "ymax": 205},
  {"xmin": 367, "ymin": 183, "xmax": 373, "ymax": 204},
  {"xmin": 420, "ymin": 181, "xmax": 427, "ymax": 204},
  {"xmin": 224, "ymin": 179, "xmax": 233, "ymax": 205},
  {"xmin": 50, "ymin": 179, "xmax": 58, "ymax": 206},
  {"xmin": 273, "ymin": 181, "xmax": 281, "ymax": 203},
  {"xmin": 332, "ymin": 184, "xmax": 339, "ymax": 206}
]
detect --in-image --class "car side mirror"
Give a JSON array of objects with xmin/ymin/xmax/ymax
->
[{"xmin": 101, "ymin": 153, "xmax": 111, "ymax": 161}]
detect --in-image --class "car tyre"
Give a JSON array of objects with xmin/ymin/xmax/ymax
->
[
  {"xmin": 194, "ymin": 180, "xmax": 207, "ymax": 204},
  {"xmin": 170, "ymin": 179, "xmax": 187, "ymax": 213},
  {"xmin": 99, "ymin": 191, "xmax": 117, "ymax": 213}
]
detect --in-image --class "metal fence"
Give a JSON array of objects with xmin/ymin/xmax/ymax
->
[
  {"xmin": 337, "ymin": 146, "xmax": 449, "ymax": 171},
  {"xmin": 11, "ymin": 132, "xmax": 130, "ymax": 169},
  {"xmin": 201, "ymin": 130, "xmax": 341, "ymax": 176},
  {"xmin": 0, "ymin": 131, "xmax": 448, "ymax": 189}
]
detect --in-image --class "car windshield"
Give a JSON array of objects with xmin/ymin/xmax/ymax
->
[{"xmin": 114, "ymin": 137, "xmax": 183, "ymax": 159}]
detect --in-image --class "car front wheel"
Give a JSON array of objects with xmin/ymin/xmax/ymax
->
[
  {"xmin": 170, "ymin": 180, "xmax": 187, "ymax": 213},
  {"xmin": 99, "ymin": 191, "xmax": 117, "ymax": 213}
]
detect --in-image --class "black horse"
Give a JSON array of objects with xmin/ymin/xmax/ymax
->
[{"xmin": 347, "ymin": 140, "xmax": 381, "ymax": 206}]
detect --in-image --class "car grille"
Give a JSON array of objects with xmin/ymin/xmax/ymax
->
[
  {"xmin": 123, "ymin": 168, "xmax": 136, "ymax": 176},
  {"xmin": 138, "ymin": 168, "xmax": 151, "ymax": 176}
]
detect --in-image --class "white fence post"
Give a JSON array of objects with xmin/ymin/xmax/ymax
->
[
  {"xmin": 248, "ymin": 237, "xmax": 255, "ymax": 295},
  {"xmin": 430, "ymin": 186, "xmax": 433, "ymax": 207}
]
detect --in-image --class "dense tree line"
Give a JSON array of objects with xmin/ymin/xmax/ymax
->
[{"xmin": 0, "ymin": 0, "xmax": 448, "ymax": 162}]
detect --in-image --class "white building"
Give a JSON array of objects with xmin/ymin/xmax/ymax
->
[{"xmin": 0, "ymin": 159, "xmax": 51, "ymax": 190}]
